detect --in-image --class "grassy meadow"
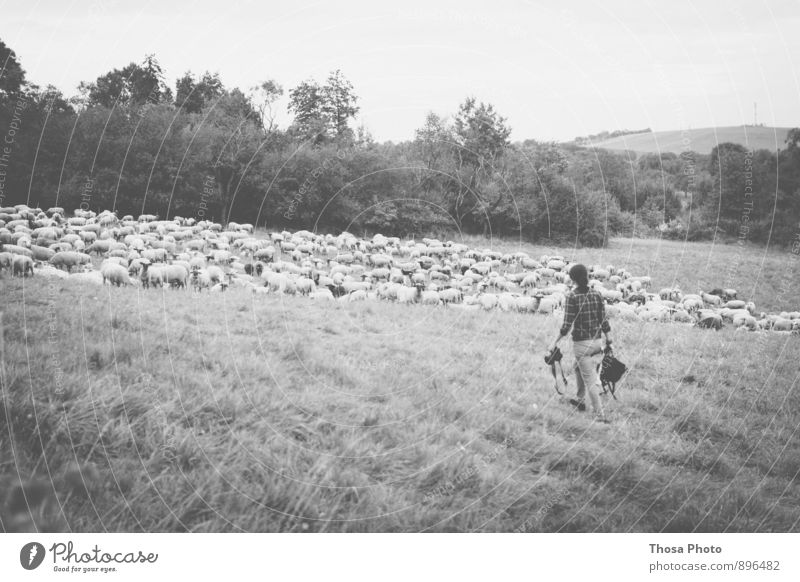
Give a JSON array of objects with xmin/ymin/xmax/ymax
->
[{"xmin": 1, "ymin": 236, "xmax": 799, "ymax": 532}]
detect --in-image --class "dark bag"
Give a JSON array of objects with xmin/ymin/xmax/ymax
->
[
  {"xmin": 598, "ymin": 346, "xmax": 627, "ymax": 399},
  {"xmin": 544, "ymin": 346, "xmax": 563, "ymax": 366}
]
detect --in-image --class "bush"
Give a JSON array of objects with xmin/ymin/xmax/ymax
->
[
  {"xmin": 610, "ymin": 211, "xmax": 636, "ymax": 237},
  {"xmin": 579, "ymin": 228, "xmax": 606, "ymax": 247},
  {"xmin": 686, "ymin": 221, "xmax": 716, "ymax": 241}
]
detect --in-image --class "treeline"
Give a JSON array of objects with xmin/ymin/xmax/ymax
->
[
  {"xmin": 573, "ymin": 127, "xmax": 652, "ymax": 145},
  {"xmin": 1, "ymin": 40, "xmax": 798, "ymax": 246}
]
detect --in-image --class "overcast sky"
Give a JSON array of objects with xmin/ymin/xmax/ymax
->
[{"xmin": 3, "ymin": 0, "xmax": 799, "ymax": 142}]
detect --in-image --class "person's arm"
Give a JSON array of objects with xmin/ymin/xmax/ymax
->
[{"xmin": 548, "ymin": 294, "xmax": 575, "ymax": 352}]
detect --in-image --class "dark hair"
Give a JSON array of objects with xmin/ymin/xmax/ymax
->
[{"xmin": 569, "ymin": 263, "xmax": 589, "ymax": 290}]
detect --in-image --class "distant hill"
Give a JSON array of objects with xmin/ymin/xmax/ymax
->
[{"xmin": 584, "ymin": 126, "xmax": 793, "ymax": 155}]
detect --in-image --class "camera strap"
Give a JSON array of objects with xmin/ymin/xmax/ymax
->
[{"xmin": 550, "ymin": 360, "xmax": 568, "ymax": 395}]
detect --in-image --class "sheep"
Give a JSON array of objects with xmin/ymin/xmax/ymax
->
[
  {"xmin": 682, "ymin": 296, "xmax": 704, "ymax": 312},
  {"xmin": 733, "ymin": 313, "xmax": 758, "ymax": 331},
  {"xmin": 346, "ymin": 289, "xmax": 368, "ymax": 302},
  {"xmin": 30, "ymin": 245, "xmax": 55, "ymax": 262},
  {"xmin": 438, "ymin": 288, "xmax": 463, "ymax": 305},
  {"xmin": 265, "ymin": 271, "xmax": 290, "ymax": 294},
  {"xmin": 295, "ymin": 277, "xmax": 315, "ymax": 296},
  {"xmin": 420, "ymin": 290, "xmax": 441, "ymax": 306},
  {"xmin": 342, "ymin": 280, "xmax": 371, "ymax": 293},
  {"xmin": 701, "ymin": 292, "xmax": 723, "ymax": 306},
  {"xmin": 206, "ymin": 265, "xmax": 225, "ymax": 284},
  {"xmin": 0, "ymin": 252, "xmax": 12, "ymax": 271},
  {"xmin": 190, "ymin": 269, "xmax": 213, "ymax": 292},
  {"xmin": 772, "ymin": 318, "xmax": 793, "ymax": 332},
  {"xmin": 141, "ymin": 248, "xmax": 167, "ymax": 263},
  {"xmin": 101, "ymin": 262, "xmax": 132, "ymax": 286},
  {"xmin": 140, "ymin": 263, "xmax": 164, "ymax": 289},
  {"xmin": 695, "ymin": 310, "xmax": 723, "ymax": 330},
  {"xmin": 12, "ymin": 255, "xmax": 34, "ymax": 277},
  {"xmin": 86, "ymin": 239, "xmax": 115, "ymax": 255},
  {"xmin": 396, "ymin": 285, "xmax": 420, "ymax": 304},
  {"xmin": 497, "ymin": 293, "xmax": 518, "ymax": 311},
  {"xmin": 1, "ymin": 243, "xmax": 33, "ymax": 257},
  {"xmin": 50, "ymin": 251, "xmax": 91, "ymax": 272},
  {"xmin": 601, "ymin": 289, "xmax": 623, "ymax": 303},
  {"xmin": 478, "ymin": 293, "xmax": 498, "ymax": 310},
  {"xmin": 521, "ymin": 273, "xmax": 540, "ymax": 289},
  {"xmin": 671, "ymin": 309, "xmax": 694, "ymax": 323},
  {"xmin": 310, "ymin": 289, "xmax": 335, "ymax": 301},
  {"xmin": 515, "ymin": 296, "xmax": 539, "ymax": 313},
  {"xmin": 537, "ymin": 296, "xmax": 559, "ymax": 314},
  {"xmin": 376, "ymin": 282, "xmax": 400, "ymax": 301},
  {"xmin": 158, "ymin": 264, "xmax": 189, "ymax": 288}
]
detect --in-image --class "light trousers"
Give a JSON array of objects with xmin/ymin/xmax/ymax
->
[{"xmin": 572, "ymin": 339, "xmax": 605, "ymax": 415}]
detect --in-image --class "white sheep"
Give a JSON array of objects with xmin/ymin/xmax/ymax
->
[
  {"xmin": 295, "ymin": 277, "xmax": 316, "ymax": 295},
  {"xmin": 100, "ymin": 263, "xmax": 132, "ymax": 286}
]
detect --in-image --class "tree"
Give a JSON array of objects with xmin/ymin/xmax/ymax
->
[
  {"xmin": 447, "ymin": 98, "xmax": 512, "ymax": 233},
  {"xmin": 249, "ymin": 79, "xmax": 283, "ymax": 136},
  {"xmin": 32, "ymin": 85, "xmax": 73, "ymax": 116},
  {"xmin": 708, "ymin": 142, "xmax": 749, "ymax": 219},
  {"xmin": 288, "ymin": 79, "xmax": 325, "ymax": 142},
  {"xmin": 786, "ymin": 128, "xmax": 800, "ymax": 151},
  {"xmin": 321, "ymin": 69, "xmax": 359, "ymax": 139},
  {"xmin": 195, "ymin": 89, "xmax": 264, "ymax": 225},
  {"xmin": 414, "ymin": 112, "xmax": 453, "ymax": 171},
  {"xmin": 0, "ymin": 38, "xmax": 27, "ymax": 104},
  {"xmin": 79, "ymin": 55, "xmax": 172, "ymax": 108},
  {"xmin": 176, "ymin": 71, "xmax": 224, "ymax": 114},
  {"xmin": 288, "ymin": 71, "xmax": 360, "ymax": 143}
]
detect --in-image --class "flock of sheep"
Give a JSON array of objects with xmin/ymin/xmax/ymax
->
[{"xmin": 1, "ymin": 204, "xmax": 799, "ymax": 335}]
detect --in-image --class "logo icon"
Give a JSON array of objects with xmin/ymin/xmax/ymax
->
[{"xmin": 20, "ymin": 542, "xmax": 46, "ymax": 570}]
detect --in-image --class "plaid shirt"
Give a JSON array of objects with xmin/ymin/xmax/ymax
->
[{"xmin": 559, "ymin": 288, "xmax": 611, "ymax": 341}]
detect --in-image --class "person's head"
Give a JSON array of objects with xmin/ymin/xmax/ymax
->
[{"xmin": 569, "ymin": 263, "xmax": 589, "ymax": 290}]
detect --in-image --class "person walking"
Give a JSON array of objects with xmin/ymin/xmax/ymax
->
[{"xmin": 547, "ymin": 263, "xmax": 612, "ymax": 423}]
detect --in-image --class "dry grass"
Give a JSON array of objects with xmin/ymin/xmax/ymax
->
[{"xmin": 1, "ymin": 237, "xmax": 799, "ymax": 532}]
